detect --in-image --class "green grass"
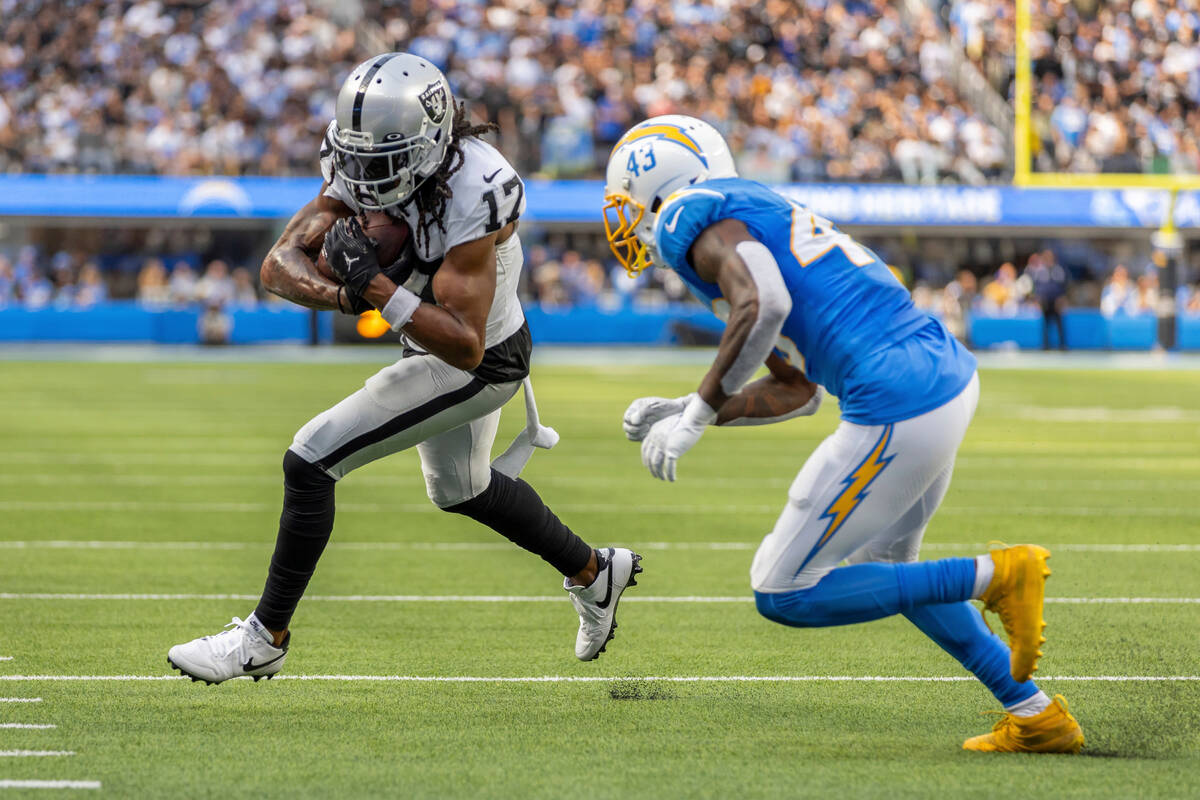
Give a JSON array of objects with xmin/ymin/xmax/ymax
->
[{"xmin": 1, "ymin": 359, "xmax": 1198, "ymax": 798}]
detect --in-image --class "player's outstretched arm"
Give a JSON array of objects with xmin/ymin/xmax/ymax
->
[
  {"xmin": 260, "ymin": 187, "xmax": 352, "ymax": 310},
  {"xmin": 638, "ymin": 219, "xmax": 793, "ymax": 481},
  {"xmin": 715, "ymin": 353, "xmax": 821, "ymax": 426},
  {"xmin": 689, "ymin": 218, "xmax": 793, "ymax": 411},
  {"xmin": 623, "ymin": 355, "xmax": 820, "ymax": 442},
  {"xmin": 363, "ymin": 231, "xmax": 500, "ymax": 371}
]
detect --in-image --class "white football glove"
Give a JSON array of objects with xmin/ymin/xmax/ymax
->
[
  {"xmin": 622, "ymin": 393, "xmax": 696, "ymax": 441},
  {"xmin": 639, "ymin": 395, "xmax": 717, "ymax": 482}
]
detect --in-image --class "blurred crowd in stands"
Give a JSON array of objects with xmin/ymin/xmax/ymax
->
[
  {"xmin": 1, "ymin": 0, "xmax": 1195, "ymax": 182},
  {"xmin": 7, "ymin": 234, "xmax": 1199, "ymax": 340},
  {"xmin": 134, "ymin": 257, "xmax": 262, "ymax": 308},
  {"xmin": 445, "ymin": 0, "xmax": 1009, "ymax": 184},
  {"xmin": 522, "ymin": 237, "xmax": 693, "ymax": 308},
  {"xmin": 0, "ymin": 235, "xmax": 694, "ymax": 312},
  {"xmin": 0, "ymin": 247, "xmax": 263, "ymax": 310},
  {"xmin": 910, "ymin": 246, "xmax": 1200, "ymax": 348},
  {"xmin": 2, "ymin": 0, "xmax": 1200, "ymax": 348},
  {"xmin": 944, "ymin": 0, "xmax": 1200, "ymax": 175},
  {"xmin": 0, "ymin": 0, "xmax": 1000, "ymax": 183},
  {"xmin": 0, "ymin": 249, "xmax": 109, "ymax": 309},
  {"xmin": 4, "ymin": 0, "xmax": 1196, "ymax": 183}
]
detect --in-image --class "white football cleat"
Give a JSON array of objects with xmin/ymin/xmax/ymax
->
[
  {"xmin": 167, "ymin": 614, "xmax": 288, "ymax": 685},
  {"xmin": 565, "ymin": 547, "xmax": 643, "ymax": 661}
]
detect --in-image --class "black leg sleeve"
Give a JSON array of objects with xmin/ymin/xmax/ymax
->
[
  {"xmin": 444, "ymin": 468, "xmax": 593, "ymax": 578},
  {"xmin": 254, "ymin": 449, "xmax": 337, "ymax": 631}
]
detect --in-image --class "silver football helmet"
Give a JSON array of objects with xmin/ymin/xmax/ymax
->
[{"xmin": 329, "ymin": 53, "xmax": 455, "ymax": 210}]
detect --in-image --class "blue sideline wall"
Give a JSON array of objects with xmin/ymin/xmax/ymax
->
[
  {"xmin": 2, "ymin": 175, "xmax": 1198, "ymax": 227},
  {"xmin": 0, "ymin": 176, "xmax": 1196, "ymax": 348},
  {"xmin": 0, "ymin": 301, "xmax": 1196, "ymax": 350}
]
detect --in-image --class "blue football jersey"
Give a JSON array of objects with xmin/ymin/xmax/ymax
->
[{"xmin": 652, "ymin": 178, "xmax": 977, "ymax": 425}]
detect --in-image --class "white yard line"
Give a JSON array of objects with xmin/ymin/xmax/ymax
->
[
  {"xmin": 0, "ymin": 501, "xmax": 278, "ymax": 513},
  {"xmin": 0, "ymin": 500, "xmax": 1197, "ymax": 517},
  {"xmin": 0, "ymin": 453, "xmax": 265, "ymax": 466},
  {"xmin": 1009, "ymin": 405, "xmax": 1200, "ymax": 423},
  {"xmin": 2, "ymin": 540, "xmax": 1199, "ymax": 553},
  {"xmin": 0, "ymin": 592, "xmax": 1195, "ymax": 604},
  {"xmin": 0, "ymin": 541, "xmax": 260, "ymax": 551},
  {"xmin": 4, "ymin": 445, "xmax": 1198, "ymax": 462},
  {"xmin": 927, "ymin": 543, "xmax": 1200, "ymax": 553},
  {"xmin": 0, "ymin": 674, "xmax": 1195, "ymax": 684},
  {"xmin": 0, "ymin": 540, "xmax": 513, "ymax": 552},
  {"xmin": 1044, "ymin": 597, "xmax": 1200, "ymax": 604},
  {"xmin": 0, "ymin": 473, "xmax": 288, "ymax": 487},
  {"xmin": 0, "ymin": 724, "xmax": 55, "ymax": 730},
  {"xmin": 954, "ymin": 456, "xmax": 1200, "ymax": 470},
  {"xmin": 0, "ymin": 751, "xmax": 74, "ymax": 757},
  {"xmin": 0, "ymin": 699, "xmax": 41, "ymax": 703},
  {"xmin": 2, "ymin": 473, "xmax": 1196, "ymax": 492},
  {"xmin": 963, "ymin": 440, "xmax": 1199, "ymax": 453},
  {"xmin": 0, "ymin": 781, "xmax": 99, "ymax": 790}
]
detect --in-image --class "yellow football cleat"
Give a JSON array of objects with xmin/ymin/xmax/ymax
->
[
  {"xmin": 963, "ymin": 694, "xmax": 1085, "ymax": 753},
  {"xmin": 980, "ymin": 544, "xmax": 1051, "ymax": 682}
]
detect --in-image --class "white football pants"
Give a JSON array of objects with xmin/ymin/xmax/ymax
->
[
  {"xmin": 289, "ymin": 354, "xmax": 521, "ymax": 507},
  {"xmin": 750, "ymin": 372, "xmax": 980, "ymax": 593}
]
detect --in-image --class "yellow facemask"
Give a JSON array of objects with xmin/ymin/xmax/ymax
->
[{"xmin": 602, "ymin": 193, "xmax": 653, "ymax": 277}]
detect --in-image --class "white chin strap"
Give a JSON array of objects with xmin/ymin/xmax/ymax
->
[{"xmin": 491, "ymin": 378, "xmax": 560, "ymax": 478}]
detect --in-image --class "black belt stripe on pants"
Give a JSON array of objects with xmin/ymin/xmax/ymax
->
[{"xmin": 313, "ymin": 376, "xmax": 489, "ymax": 472}]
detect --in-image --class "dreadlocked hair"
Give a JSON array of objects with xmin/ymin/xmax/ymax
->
[{"xmin": 411, "ymin": 101, "xmax": 499, "ymax": 245}]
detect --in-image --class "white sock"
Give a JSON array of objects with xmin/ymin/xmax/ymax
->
[
  {"xmin": 971, "ymin": 554, "xmax": 994, "ymax": 599},
  {"xmin": 1005, "ymin": 690, "xmax": 1052, "ymax": 717}
]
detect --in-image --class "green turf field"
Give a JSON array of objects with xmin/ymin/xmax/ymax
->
[{"xmin": 0, "ymin": 358, "xmax": 1197, "ymax": 798}]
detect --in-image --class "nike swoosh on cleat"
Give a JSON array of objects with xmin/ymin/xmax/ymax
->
[
  {"xmin": 594, "ymin": 549, "xmax": 615, "ymax": 609},
  {"xmin": 242, "ymin": 652, "xmax": 286, "ymax": 672},
  {"xmin": 482, "ymin": 169, "xmax": 502, "ymax": 183}
]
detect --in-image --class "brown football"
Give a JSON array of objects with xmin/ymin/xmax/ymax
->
[{"xmin": 316, "ymin": 211, "xmax": 411, "ymax": 280}]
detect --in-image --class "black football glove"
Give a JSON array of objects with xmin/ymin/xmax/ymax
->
[
  {"xmin": 324, "ymin": 216, "xmax": 381, "ymax": 301},
  {"xmin": 340, "ymin": 287, "xmax": 374, "ymax": 315}
]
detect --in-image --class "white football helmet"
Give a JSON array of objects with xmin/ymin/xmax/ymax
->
[
  {"xmin": 329, "ymin": 53, "xmax": 455, "ymax": 210},
  {"xmin": 603, "ymin": 115, "xmax": 737, "ymax": 275}
]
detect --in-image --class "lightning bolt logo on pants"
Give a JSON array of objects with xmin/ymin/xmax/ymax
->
[{"xmin": 798, "ymin": 424, "xmax": 895, "ymax": 572}]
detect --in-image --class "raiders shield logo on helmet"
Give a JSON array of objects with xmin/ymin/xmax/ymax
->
[{"xmin": 419, "ymin": 82, "xmax": 448, "ymax": 125}]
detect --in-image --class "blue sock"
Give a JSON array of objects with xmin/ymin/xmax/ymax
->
[
  {"xmin": 904, "ymin": 602, "xmax": 1039, "ymax": 707},
  {"xmin": 753, "ymin": 558, "xmax": 976, "ymax": 627}
]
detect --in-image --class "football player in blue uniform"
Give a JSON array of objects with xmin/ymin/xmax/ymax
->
[{"xmin": 603, "ymin": 116, "xmax": 1084, "ymax": 753}]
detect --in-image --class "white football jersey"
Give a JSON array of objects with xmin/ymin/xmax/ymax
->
[{"xmin": 320, "ymin": 126, "xmax": 527, "ymax": 350}]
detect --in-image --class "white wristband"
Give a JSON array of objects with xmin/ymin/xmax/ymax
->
[
  {"xmin": 681, "ymin": 394, "xmax": 718, "ymax": 427},
  {"xmin": 380, "ymin": 286, "xmax": 421, "ymax": 331}
]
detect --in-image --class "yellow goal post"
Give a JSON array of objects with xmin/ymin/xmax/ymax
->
[{"xmin": 1012, "ymin": 0, "xmax": 1200, "ymax": 246}]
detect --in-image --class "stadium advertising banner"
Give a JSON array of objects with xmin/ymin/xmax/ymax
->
[
  {"xmin": 776, "ymin": 184, "xmax": 1200, "ymax": 229},
  {"xmin": 1, "ymin": 175, "xmax": 1198, "ymax": 229}
]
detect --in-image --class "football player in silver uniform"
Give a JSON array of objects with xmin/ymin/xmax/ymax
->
[{"xmin": 168, "ymin": 53, "xmax": 641, "ymax": 684}]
